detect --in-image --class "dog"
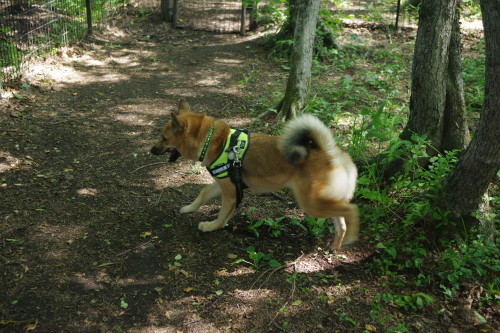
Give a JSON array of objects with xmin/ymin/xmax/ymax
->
[{"xmin": 151, "ymin": 99, "xmax": 359, "ymax": 250}]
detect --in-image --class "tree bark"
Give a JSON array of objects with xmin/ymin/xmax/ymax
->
[
  {"xmin": 400, "ymin": 0, "xmax": 459, "ymax": 154},
  {"xmin": 442, "ymin": 6, "xmax": 470, "ymax": 151},
  {"xmin": 436, "ymin": 0, "xmax": 500, "ymax": 228},
  {"xmin": 278, "ymin": 0, "xmax": 321, "ymax": 120}
]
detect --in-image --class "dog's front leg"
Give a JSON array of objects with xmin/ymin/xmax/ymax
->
[
  {"xmin": 180, "ymin": 181, "xmax": 221, "ymax": 214},
  {"xmin": 198, "ymin": 180, "xmax": 236, "ymax": 232}
]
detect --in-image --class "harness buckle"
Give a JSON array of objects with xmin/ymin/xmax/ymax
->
[{"xmin": 228, "ymin": 145, "xmax": 240, "ymax": 161}]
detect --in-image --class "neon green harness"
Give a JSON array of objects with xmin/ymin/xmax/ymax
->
[{"xmin": 207, "ymin": 129, "xmax": 250, "ymax": 179}]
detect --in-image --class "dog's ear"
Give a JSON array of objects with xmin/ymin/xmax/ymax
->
[
  {"xmin": 171, "ymin": 114, "xmax": 185, "ymax": 134},
  {"xmin": 177, "ymin": 99, "xmax": 191, "ymax": 114}
]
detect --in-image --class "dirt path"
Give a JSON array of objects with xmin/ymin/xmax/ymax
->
[{"xmin": 0, "ymin": 12, "xmax": 491, "ymax": 333}]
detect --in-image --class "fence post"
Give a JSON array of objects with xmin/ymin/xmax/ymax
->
[
  {"xmin": 172, "ymin": 0, "xmax": 178, "ymax": 28},
  {"xmin": 249, "ymin": 1, "xmax": 258, "ymax": 31},
  {"xmin": 240, "ymin": 2, "xmax": 246, "ymax": 36},
  {"xmin": 85, "ymin": 0, "xmax": 92, "ymax": 35},
  {"xmin": 161, "ymin": 0, "xmax": 171, "ymax": 22},
  {"xmin": 395, "ymin": 0, "xmax": 401, "ymax": 31}
]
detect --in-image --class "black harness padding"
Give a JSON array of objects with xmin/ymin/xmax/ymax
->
[{"xmin": 227, "ymin": 129, "xmax": 248, "ymax": 207}]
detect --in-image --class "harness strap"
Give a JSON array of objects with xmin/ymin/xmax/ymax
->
[
  {"xmin": 206, "ymin": 128, "xmax": 249, "ymax": 208},
  {"xmin": 227, "ymin": 129, "xmax": 247, "ymax": 207}
]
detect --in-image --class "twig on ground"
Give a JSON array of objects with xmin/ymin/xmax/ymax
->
[
  {"xmin": 220, "ymin": 103, "xmax": 231, "ymax": 112},
  {"xmin": 155, "ymin": 189, "xmax": 164, "ymax": 205},
  {"xmin": 130, "ymin": 162, "xmax": 170, "ymax": 173},
  {"xmin": 116, "ymin": 239, "xmax": 153, "ymax": 256}
]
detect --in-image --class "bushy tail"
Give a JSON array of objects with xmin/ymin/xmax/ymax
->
[{"xmin": 278, "ymin": 114, "xmax": 338, "ymax": 164}]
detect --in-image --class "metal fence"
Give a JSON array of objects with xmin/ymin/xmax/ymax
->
[
  {"xmin": 0, "ymin": 0, "xmax": 254, "ymax": 82},
  {"xmin": 0, "ymin": 0, "xmax": 99, "ymax": 81},
  {"xmin": 161, "ymin": 0, "xmax": 254, "ymax": 34},
  {"xmin": 1, "ymin": 0, "xmax": 411, "ymax": 84}
]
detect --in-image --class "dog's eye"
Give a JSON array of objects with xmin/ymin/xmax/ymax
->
[{"xmin": 162, "ymin": 135, "xmax": 168, "ymax": 142}]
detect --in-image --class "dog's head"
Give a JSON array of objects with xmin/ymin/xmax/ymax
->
[{"xmin": 150, "ymin": 99, "xmax": 192, "ymax": 162}]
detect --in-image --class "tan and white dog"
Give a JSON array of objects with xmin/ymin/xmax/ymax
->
[{"xmin": 151, "ymin": 100, "xmax": 359, "ymax": 250}]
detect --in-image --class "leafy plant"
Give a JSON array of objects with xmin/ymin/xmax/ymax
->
[
  {"xmin": 233, "ymin": 246, "xmax": 281, "ymax": 270},
  {"xmin": 437, "ymin": 234, "xmax": 499, "ymax": 298},
  {"xmin": 376, "ymin": 292, "xmax": 435, "ymax": 312},
  {"xmin": 290, "ymin": 216, "xmax": 333, "ymax": 238},
  {"xmin": 248, "ymin": 216, "xmax": 286, "ymax": 238}
]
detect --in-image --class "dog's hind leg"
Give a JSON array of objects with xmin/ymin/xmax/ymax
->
[
  {"xmin": 331, "ymin": 216, "xmax": 347, "ymax": 250},
  {"xmin": 326, "ymin": 203, "xmax": 359, "ymax": 250},
  {"xmin": 342, "ymin": 204, "xmax": 359, "ymax": 246},
  {"xmin": 180, "ymin": 181, "xmax": 221, "ymax": 214}
]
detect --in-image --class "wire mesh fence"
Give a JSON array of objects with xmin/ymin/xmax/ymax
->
[
  {"xmin": 0, "ymin": 0, "xmax": 111, "ymax": 82},
  {"xmin": 1, "ymin": 0, "xmax": 413, "ymax": 84},
  {"xmin": 173, "ymin": 0, "xmax": 249, "ymax": 33}
]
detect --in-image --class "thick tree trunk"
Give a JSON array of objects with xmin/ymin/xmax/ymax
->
[
  {"xmin": 278, "ymin": 0, "xmax": 321, "ymax": 120},
  {"xmin": 400, "ymin": 0, "xmax": 459, "ymax": 153},
  {"xmin": 443, "ymin": 6, "xmax": 470, "ymax": 151},
  {"xmin": 436, "ymin": 0, "xmax": 500, "ymax": 229}
]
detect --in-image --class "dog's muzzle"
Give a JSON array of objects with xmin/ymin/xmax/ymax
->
[{"xmin": 150, "ymin": 146, "xmax": 181, "ymax": 162}]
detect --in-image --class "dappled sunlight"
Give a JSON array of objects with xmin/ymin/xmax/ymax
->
[
  {"xmin": 26, "ymin": 56, "xmax": 128, "ymax": 87},
  {"xmin": 0, "ymin": 151, "xmax": 24, "ymax": 173},
  {"xmin": 33, "ymin": 222, "xmax": 87, "ymax": 244},
  {"xmin": 215, "ymin": 266, "xmax": 255, "ymax": 277},
  {"xmin": 232, "ymin": 288, "xmax": 277, "ymax": 302},
  {"xmin": 76, "ymin": 187, "xmax": 99, "ymax": 196},
  {"xmin": 114, "ymin": 110, "xmax": 151, "ymax": 126},
  {"xmin": 196, "ymin": 72, "xmax": 232, "ymax": 87},
  {"xmin": 215, "ymin": 57, "xmax": 242, "ymax": 65},
  {"xmin": 25, "ymin": 45, "xmax": 161, "ymax": 88}
]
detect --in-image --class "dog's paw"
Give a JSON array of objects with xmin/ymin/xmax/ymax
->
[
  {"xmin": 198, "ymin": 221, "xmax": 224, "ymax": 232},
  {"xmin": 180, "ymin": 204, "xmax": 197, "ymax": 214}
]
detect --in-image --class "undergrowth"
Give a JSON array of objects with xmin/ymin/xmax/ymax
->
[{"xmin": 237, "ymin": 2, "xmax": 497, "ymax": 326}]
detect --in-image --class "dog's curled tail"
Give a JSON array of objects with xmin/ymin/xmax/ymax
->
[{"xmin": 278, "ymin": 114, "xmax": 338, "ymax": 164}]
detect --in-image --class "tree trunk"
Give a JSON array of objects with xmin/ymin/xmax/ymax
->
[
  {"xmin": 278, "ymin": 0, "xmax": 321, "ymax": 120},
  {"xmin": 436, "ymin": 0, "xmax": 500, "ymax": 229},
  {"xmin": 400, "ymin": 0, "xmax": 459, "ymax": 153},
  {"xmin": 442, "ymin": 6, "xmax": 470, "ymax": 151}
]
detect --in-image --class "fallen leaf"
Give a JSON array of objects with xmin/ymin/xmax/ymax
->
[
  {"xmin": 25, "ymin": 319, "xmax": 38, "ymax": 331},
  {"xmin": 365, "ymin": 324, "xmax": 377, "ymax": 332}
]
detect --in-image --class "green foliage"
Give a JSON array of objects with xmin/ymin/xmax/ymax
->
[
  {"xmin": 357, "ymin": 136, "xmax": 498, "ymax": 301},
  {"xmin": 462, "ymin": 54, "xmax": 485, "ymax": 115},
  {"xmin": 0, "ymin": 39, "xmax": 22, "ymax": 68},
  {"xmin": 374, "ymin": 292, "xmax": 435, "ymax": 312},
  {"xmin": 233, "ymin": 246, "xmax": 282, "ymax": 270},
  {"xmin": 251, "ymin": 0, "xmax": 287, "ymax": 29},
  {"xmin": 437, "ymin": 235, "xmax": 499, "ymax": 298},
  {"xmin": 290, "ymin": 216, "xmax": 333, "ymax": 238},
  {"xmin": 248, "ymin": 216, "xmax": 286, "ymax": 238}
]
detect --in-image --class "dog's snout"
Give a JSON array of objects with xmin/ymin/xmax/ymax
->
[{"xmin": 150, "ymin": 145, "xmax": 163, "ymax": 155}]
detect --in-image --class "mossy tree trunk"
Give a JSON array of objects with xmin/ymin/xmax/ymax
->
[
  {"xmin": 400, "ymin": 0, "xmax": 468, "ymax": 158},
  {"xmin": 435, "ymin": 0, "xmax": 500, "ymax": 230},
  {"xmin": 277, "ymin": 0, "xmax": 321, "ymax": 120}
]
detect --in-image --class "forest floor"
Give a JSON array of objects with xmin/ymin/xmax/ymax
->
[{"xmin": 0, "ymin": 8, "xmax": 496, "ymax": 333}]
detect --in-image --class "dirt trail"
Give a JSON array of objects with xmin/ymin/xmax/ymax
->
[{"xmin": 0, "ymin": 12, "xmax": 490, "ymax": 333}]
